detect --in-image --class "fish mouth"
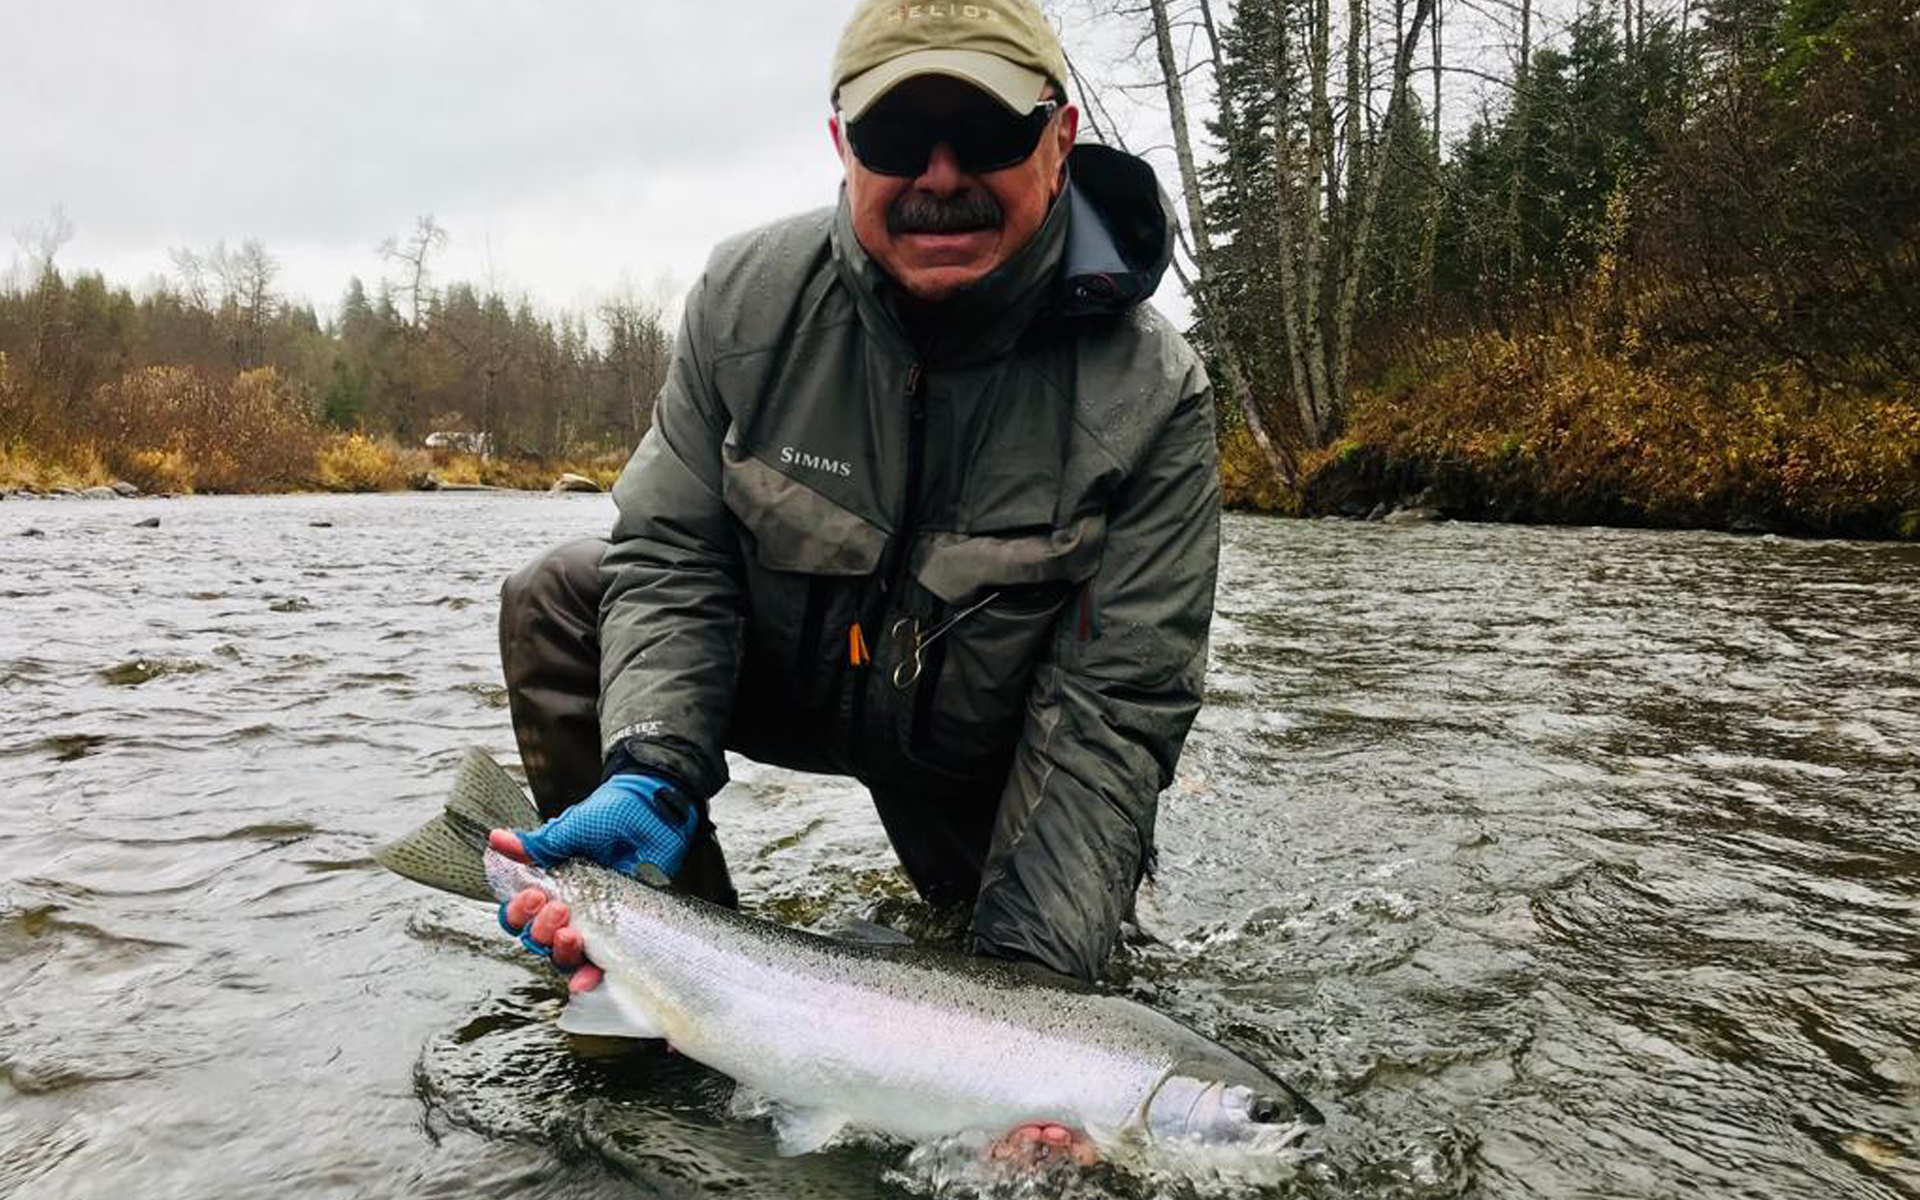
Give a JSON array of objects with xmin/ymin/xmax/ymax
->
[{"xmin": 1249, "ymin": 1117, "xmax": 1317, "ymax": 1153}]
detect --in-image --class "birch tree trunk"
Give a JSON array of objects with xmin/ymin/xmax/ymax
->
[
  {"xmin": 1145, "ymin": 0, "xmax": 1294, "ymax": 485},
  {"xmin": 1510, "ymin": 0, "xmax": 1533, "ymax": 278},
  {"xmin": 1330, "ymin": 0, "xmax": 1435, "ymax": 409},
  {"xmin": 1296, "ymin": 0, "xmax": 1337, "ymax": 440},
  {"xmin": 1275, "ymin": 0, "xmax": 1437, "ymax": 448},
  {"xmin": 1272, "ymin": 0, "xmax": 1320, "ymax": 444}
]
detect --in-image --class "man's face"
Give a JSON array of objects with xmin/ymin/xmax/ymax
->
[{"xmin": 830, "ymin": 75, "xmax": 1078, "ymax": 304}]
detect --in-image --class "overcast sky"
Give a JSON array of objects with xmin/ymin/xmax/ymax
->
[
  {"xmin": 3, "ymin": 1, "xmax": 1557, "ymax": 330},
  {"xmin": 4, "ymin": 2, "xmax": 867, "ymax": 320}
]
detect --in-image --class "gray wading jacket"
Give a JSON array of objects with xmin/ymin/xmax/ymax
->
[{"xmin": 598, "ymin": 144, "xmax": 1219, "ymax": 980}]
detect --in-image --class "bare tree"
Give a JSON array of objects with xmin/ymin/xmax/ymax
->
[
  {"xmin": 1142, "ymin": 0, "xmax": 1295, "ymax": 484},
  {"xmin": 599, "ymin": 289, "xmax": 672, "ymax": 443},
  {"xmin": 382, "ymin": 215, "xmax": 448, "ymax": 330},
  {"xmin": 13, "ymin": 204, "xmax": 74, "ymax": 278},
  {"xmin": 12, "ymin": 205, "xmax": 77, "ymax": 402},
  {"xmin": 1273, "ymin": 0, "xmax": 1437, "ymax": 448},
  {"xmin": 169, "ymin": 246, "xmax": 211, "ymax": 310},
  {"xmin": 217, "ymin": 240, "xmax": 280, "ymax": 367},
  {"xmin": 170, "ymin": 240, "xmax": 280, "ymax": 366}
]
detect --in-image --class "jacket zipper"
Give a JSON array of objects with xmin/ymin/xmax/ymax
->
[
  {"xmin": 847, "ymin": 362, "xmax": 924, "ymax": 772},
  {"xmin": 889, "ymin": 362, "xmax": 927, "ymax": 595},
  {"xmin": 797, "ymin": 577, "xmax": 828, "ymax": 673}
]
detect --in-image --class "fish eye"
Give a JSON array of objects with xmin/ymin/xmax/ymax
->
[{"xmin": 1248, "ymin": 1095, "xmax": 1287, "ymax": 1124}]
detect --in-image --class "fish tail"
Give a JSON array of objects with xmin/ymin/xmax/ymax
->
[{"xmin": 375, "ymin": 748, "xmax": 541, "ymax": 901}]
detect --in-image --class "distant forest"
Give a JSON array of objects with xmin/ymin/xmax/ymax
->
[
  {"xmin": 0, "ymin": 215, "xmax": 670, "ymax": 491},
  {"xmin": 3, "ymin": 0, "xmax": 1916, "ymax": 532}
]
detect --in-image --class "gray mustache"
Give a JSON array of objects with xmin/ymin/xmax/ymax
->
[{"xmin": 889, "ymin": 191, "xmax": 1004, "ymax": 235}]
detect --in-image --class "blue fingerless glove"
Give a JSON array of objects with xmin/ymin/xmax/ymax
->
[{"xmin": 515, "ymin": 773, "xmax": 700, "ymax": 880}]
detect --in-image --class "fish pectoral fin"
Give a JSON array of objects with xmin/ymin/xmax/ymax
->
[
  {"xmin": 556, "ymin": 986, "xmax": 663, "ymax": 1040},
  {"xmin": 771, "ymin": 1105, "xmax": 848, "ymax": 1157}
]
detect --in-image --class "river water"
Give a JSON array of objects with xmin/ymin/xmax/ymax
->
[{"xmin": 1, "ymin": 493, "xmax": 1915, "ymax": 1200}]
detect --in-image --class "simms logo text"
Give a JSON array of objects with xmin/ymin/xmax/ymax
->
[
  {"xmin": 780, "ymin": 446, "xmax": 854, "ymax": 478},
  {"xmin": 886, "ymin": 5, "xmax": 1002, "ymax": 23}
]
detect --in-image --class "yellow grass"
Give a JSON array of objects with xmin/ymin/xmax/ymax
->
[
  {"xmin": 317, "ymin": 434, "xmax": 428, "ymax": 492},
  {"xmin": 1321, "ymin": 333, "xmax": 1920, "ymax": 536},
  {"xmin": 0, "ymin": 441, "xmax": 114, "ymax": 492},
  {"xmin": 1217, "ymin": 424, "xmax": 1297, "ymax": 512},
  {"xmin": 121, "ymin": 447, "xmax": 197, "ymax": 494}
]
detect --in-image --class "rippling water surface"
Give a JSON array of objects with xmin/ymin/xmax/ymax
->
[{"xmin": 3, "ymin": 494, "xmax": 1916, "ymax": 1200}]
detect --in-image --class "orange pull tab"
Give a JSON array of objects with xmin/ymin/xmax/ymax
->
[{"xmin": 849, "ymin": 621, "xmax": 870, "ymax": 667}]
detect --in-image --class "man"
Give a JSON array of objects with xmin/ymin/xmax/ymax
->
[{"xmin": 492, "ymin": 0, "xmax": 1218, "ymax": 1067}]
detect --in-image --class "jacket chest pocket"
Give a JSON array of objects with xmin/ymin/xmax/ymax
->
[
  {"xmin": 893, "ymin": 516, "xmax": 1105, "ymax": 780},
  {"xmin": 721, "ymin": 450, "xmax": 883, "ymax": 724}
]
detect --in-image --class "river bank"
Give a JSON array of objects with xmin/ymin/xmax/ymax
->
[
  {"xmin": 1223, "ymin": 338, "xmax": 1920, "ymax": 541},
  {"xmin": 0, "ymin": 432, "xmax": 625, "ymax": 500}
]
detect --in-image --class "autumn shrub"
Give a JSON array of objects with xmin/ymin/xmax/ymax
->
[
  {"xmin": 482, "ymin": 448, "xmax": 630, "ymax": 491},
  {"xmin": 316, "ymin": 433, "xmax": 424, "ymax": 492},
  {"xmin": 434, "ymin": 452, "xmax": 484, "ymax": 486},
  {"xmin": 0, "ymin": 439, "xmax": 114, "ymax": 492},
  {"xmin": 1217, "ymin": 423, "xmax": 1295, "ymax": 512},
  {"xmin": 120, "ymin": 447, "xmax": 197, "ymax": 494},
  {"xmin": 87, "ymin": 365, "xmax": 320, "ymax": 493},
  {"xmin": 1332, "ymin": 334, "xmax": 1920, "ymax": 536},
  {"xmin": 574, "ymin": 448, "xmax": 630, "ymax": 490},
  {"xmin": 424, "ymin": 448, "xmax": 627, "ymax": 491}
]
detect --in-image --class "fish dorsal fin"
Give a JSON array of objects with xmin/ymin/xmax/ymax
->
[
  {"xmin": 557, "ymin": 985, "xmax": 664, "ymax": 1040},
  {"xmin": 446, "ymin": 748, "xmax": 539, "ymax": 832},
  {"xmin": 771, "ymin": 1106, "xmax": 848, "ymax": 1157}
]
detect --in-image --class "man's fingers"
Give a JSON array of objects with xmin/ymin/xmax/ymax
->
[
  {"xmin": 568, "ymin": 963, "xmax": 604, "ymax": 993},
  {"xmin": 988, "ymin": 1122, "xmax": 1097, "ymax": 1167},
  {"xmin": 528, "ymin": 900, "xmax": 570, "ymax": 947},
  {"xmin": 505, "ymin": 888, "xmax": 547, "ymax": 929},
  {"xmin": 489, "ymin": 828, "xmax": 531, "ymax": 863},
  {"xmin": 552, "ymin": 926, "xmax": 586, "ymax": 970}
]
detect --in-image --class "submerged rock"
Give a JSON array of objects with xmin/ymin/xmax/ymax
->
[
  {"xmin": 269, "ymin": 596, "xmax": 312, "ymax": 613},
  {"xmin": 309, "ymin": 520, "xmax": 333, "ymax": 528},
  {"xmin": 550, "ymin": 472, "xmax": 600, "ymax": 494},
  {"xmin": 133, "ymin": 516, "xmax": 161, "ymax": 529},
  {"xmin": 20, "ymin": 527, "xmax": 44, "ymax": 537},
  {"xmin": 78, "ymin": 486, "xmax": 119, "ymax": 501},
  {"xmin": 1383, "ymin": 506, "xmax": 1445, "ymax": 524},
  {"xmin": 100, "ymin": 658, "xmax": 206, "ymax": 686}
]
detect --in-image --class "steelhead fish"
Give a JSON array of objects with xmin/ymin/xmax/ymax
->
[{"xmin": 379, "ymin": 749, "xmax": 1322, "ymax": 1166}]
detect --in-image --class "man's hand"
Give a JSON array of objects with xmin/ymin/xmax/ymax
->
[
  {"xmin": 501, "ymin": 772, "xmax": 698, "ymax": 877},
  {"xmin": 490, "ymin": 772, "xmax": 698, "ymax": 993},
  {"xmin": 497, "ymin": 885, "xmax": 604, "ymax": 993},
  {"xmin": 989, "ymin": 1123, "xmax": 1099, "ymax": 1167}
]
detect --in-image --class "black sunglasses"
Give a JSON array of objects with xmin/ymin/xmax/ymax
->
[{"xmin": 844, "ymin": 100, "xmax": 1060, "ymax": 177}]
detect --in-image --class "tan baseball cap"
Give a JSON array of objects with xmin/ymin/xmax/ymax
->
[{"xmin": 832, "ymin": 1, "xmax": 1070, "ymax": 121}]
